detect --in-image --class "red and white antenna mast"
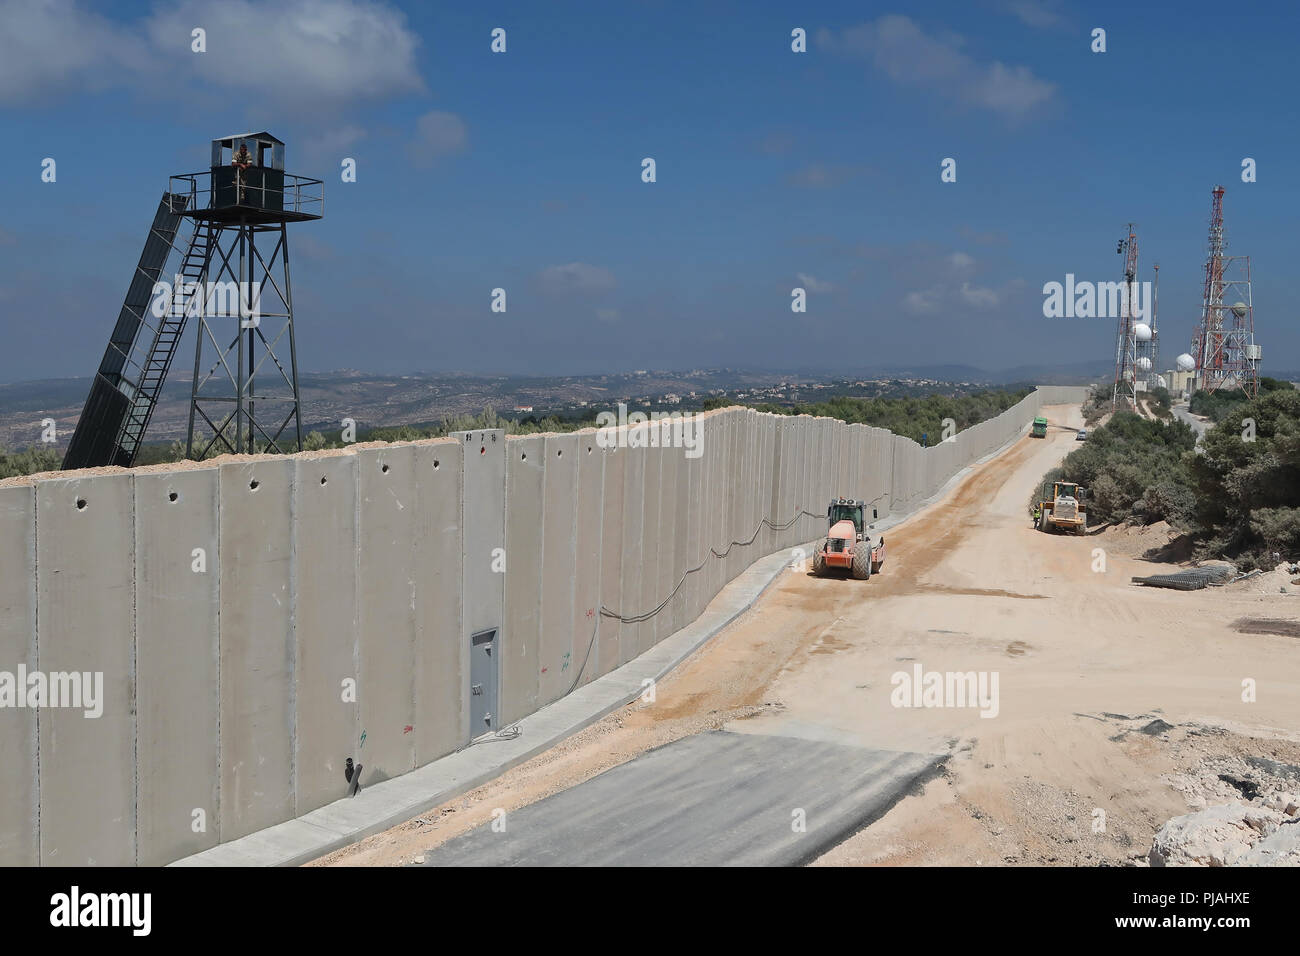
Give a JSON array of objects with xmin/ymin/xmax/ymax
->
[{"xmin": 1192, "ymin": 186, "xmax": 1259, "ymax": 397}]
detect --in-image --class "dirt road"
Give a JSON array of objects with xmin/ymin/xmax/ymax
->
[{"xmin": 317, "ymin": 404, "xmax": 1300, "ymax": 866}]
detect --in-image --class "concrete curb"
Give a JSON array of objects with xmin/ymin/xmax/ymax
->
[{"xmin": 172, "ymin": 422, "xmax": 1033, "ymax": 867}]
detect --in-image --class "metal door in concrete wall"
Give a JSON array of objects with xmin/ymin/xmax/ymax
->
[{"xmin": 470, "ymin": 628, "xmax": 498, "ymax": 737}]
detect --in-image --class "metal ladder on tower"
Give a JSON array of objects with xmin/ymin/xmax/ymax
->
[{"xmin": 114, "ymin": 220, "xmax": 214, "ymax": 463}]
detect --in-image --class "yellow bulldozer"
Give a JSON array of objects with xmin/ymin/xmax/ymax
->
[{"xmin": 1036, "ymin": 480, "xmax": 1088, "ymax": 535}]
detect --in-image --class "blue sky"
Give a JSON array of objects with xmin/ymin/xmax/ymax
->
[{"xmin": 1, "ymin": 0, "xmax": 1297, "ymax": 383}]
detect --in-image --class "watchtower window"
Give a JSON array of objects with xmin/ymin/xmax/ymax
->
[{"xmin": 211, "ymin": 133, "xmax": 286, "ymax": 171}]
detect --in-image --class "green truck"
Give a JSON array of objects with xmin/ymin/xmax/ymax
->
[{"xmin": 1031, "ymin": 416, "xmax": 1048, "ymax": 438}]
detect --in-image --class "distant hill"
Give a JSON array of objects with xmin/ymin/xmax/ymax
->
[{"xmin": 0, "ymin": 362, "xmax": 1105, "ymax": 451}]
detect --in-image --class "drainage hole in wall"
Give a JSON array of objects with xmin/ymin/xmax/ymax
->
[
  {"xmin": 168, "ymin": 491, "xmax": 178, "ymax": 503},
  {"xmin": 480, "ymin": 446, "xmax": 485, "ymax": 455},
  {"xmin": 557, "ymin": 449, "xmax": 563, "ymax": 457},
  {"xmin": 521, "ymin": 452, "xmax": 527, "ymax": 461},
  {"xmin": 76, "ymin": 498, "xmax": 87, "ymax": 511},
  {"xmin": 587, "ymin": 446, "xmax": 592, "ymax": 454},
  {"xmin": 249, "ymin": 479, "xmax": 260, "ymax": 491},
  {"xmin": 381, "ymin": 463, "xmax": 389, "ymax": 474},
  {"xmin": 320, "ymin": 476, "xmax": 328, "ymax": 486},
  {"xmin": 433, "ymin": 459, "xmax": 440, "ymax": 470}
]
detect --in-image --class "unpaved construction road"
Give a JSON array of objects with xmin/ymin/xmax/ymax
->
[{"xmin": 317, "ymin": 404, "xmax": 1300, "ymax": 866}]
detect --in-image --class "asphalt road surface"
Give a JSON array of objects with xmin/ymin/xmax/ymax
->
[{"xmin": 419, "ymin": 731, "xmax": 940, "ymax": 866}]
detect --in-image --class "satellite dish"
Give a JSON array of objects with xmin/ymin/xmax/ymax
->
[
  {"xmin": 1176, "ymin": 353, "xmax": 1195, "ymax": 371},
  {"xmin": 1134, "ymin": 323, "xmax": 1152, "ymax": 342},
  {"xmin": 1231, "ymin": 301, "xmax": 1248, "ymax": 318},
  {"xmin": 1137, "ymin": 357, "xmax": 1152, "ymax": 372}
]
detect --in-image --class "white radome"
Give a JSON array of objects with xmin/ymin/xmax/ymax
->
[
  {"xmin": 1134, "ymin": 323, "xmax": 1152, "ymax": 341},
  {"xmin": 1156, "ymin": 374, "xmax": 1167, "ymax": 388},
  {"xmin": 1137, "ymin": 357, "xmax": 1152, "ymax": 372},
  {"xmin": 1176, "ymin": 353, "xmax": 1195, "ymax": 371},
  {"xmin": 1232, "ymin": 301, "xmax": 1248, "ymax": 318}
]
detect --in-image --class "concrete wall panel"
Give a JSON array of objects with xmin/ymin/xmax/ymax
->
[
  {"xmin": 37, "ymin": 474, "xmax": 135, "ymax": 865},
  {"xmin": 727, "ymin": 411, "xmax": 745, "ymax": 584},
  {"xmin": 0, "ymin": 485, "xmax": 37, "ymax": 866},
  {"xmin": 292, "ymin": 453, "xmax": 359, "ymax": 817},
  {"xmin": 715, "ymin": 411, "xmax": 735, "ymax": 600},
  {"xmin": 619, "ymin": 439, "xmax": 645, "ymax": 666},
  {"xmin": 573, "ymin": 436, "xmax": 604, "ymax": 688},
  {"xmin": 638, "ymin": 443, "xmax": 661, "ymax": 657},
  {"xmin": 218, "ymin": 459, "xmax": 294, "ymax": 842},
  {"xmin": 502, "ymin": 435, "xmax": 543, "ymax": 726},
  {"xmin": 413, "ymin": 441, "xmax": 464, "ymax": 763},
  {"xmin": 458, "ymin": 429, "xmax": 505, "ymax": 739},
  {"xmin": 357, "ymin": 445, "xmax": 418, "ymax": 783},
  {"xmin": 683, "ymin": 439, "xmax": 704, "ymax": 623},
  {"xmin": 539, "ymin": 433, "xmax": 579, "ymax": 706},
  {"xmin": 657, "ymin": 441, "xmax": 681, "ymax": 642},
  {"xmin": 596, "ymin": 444, "xmax": 625, "ymax": 678},
  {"xmin": 135, "ymin": 468, "xmax": 220, "ymax": 865},
  {"xmin": 670, "ymin": 443, "xmax": 691, "ymax": 635}
]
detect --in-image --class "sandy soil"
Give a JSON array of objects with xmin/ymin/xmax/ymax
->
[{"xmin": 315, "ymin": 404, "xmax": 1300, "ymax": 866}]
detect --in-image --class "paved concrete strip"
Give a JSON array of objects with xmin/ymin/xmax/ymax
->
[
  {"xmin": 419, "ymin": 731, "xmax": 942, "ymax": 867},
  {"xmin": 172, "ymin": 421, "xmax": 1029, "ymax": 867}
]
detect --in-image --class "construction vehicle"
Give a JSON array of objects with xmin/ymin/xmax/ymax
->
[
  {"xmin": 1031, "ymin": 416, "xmax": 1048, "ymax": 438},
  {"xmin": 812, "ymin": 497, "xmax": 885, "ymax": 580},
  {"xmin": 1037, "ymin": 480, "xmax": 1088, "ymax": 534}
]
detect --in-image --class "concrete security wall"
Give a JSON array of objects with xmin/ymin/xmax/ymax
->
[{"xmin": 0, "ymin": 386, "xmax": 1087, "ymax": 865}]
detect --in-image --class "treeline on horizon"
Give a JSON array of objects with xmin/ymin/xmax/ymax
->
[
  {"xmin": 1037, "ymin": 381, "xmax": 1300, "ymax": 569},
  {"xmin": 1, "ymin": 386, "xmax": 1037, "ymax": 477},
  {"xmin": 740, "ymin": 387, "xmax": 1034, "ymax": 446}
]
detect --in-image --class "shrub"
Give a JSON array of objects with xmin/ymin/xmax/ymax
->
[{"xmin": 0, "ymin": 445, "xmax": 63, "ymax": 479}]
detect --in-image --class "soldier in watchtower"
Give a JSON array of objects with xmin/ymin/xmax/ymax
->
[{"xmin": 231, "ymin": 143, "xmax": 254, "ymax": 202}]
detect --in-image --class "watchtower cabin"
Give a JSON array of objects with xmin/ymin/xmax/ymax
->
[{"xmin": 62, "ymin": 133, "xmax": 322, "ymax": 470}]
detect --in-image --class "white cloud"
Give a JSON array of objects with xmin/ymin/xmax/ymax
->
[
  {"xmin": 903, "ymin": 288, "xmax": 943, "ymax": 315},
  {"xmin": 408, "ymin": 111, "xmax": 468, "ymax": 165},
  {"xmin": 959, "ymin": 282, "xmax": 999, "ymax": 309},
  {"xmin": 538, "ymin": 262, "xmax": 616, "ymax": 294},
  {"xmin": 971, "ymin": 62, "xmax": 1057, "ymax": 116},
  {"xmin": 0, "ymin": 0, "xmax": 425, "ymax": 109},
  {"xmin": 796, "ymin": 272, "xmax": 834, "ymax": 294},
  {"xmin": 948, "ymin": 251, "xmax": 976, "ymax": 274},
  {"xmin": 0, "ymin": 0, "xmax": 149, "ymax": 102},
  {"xmin": 817, "ymin": 15, "xmax": 1055, "ymax": 118}
]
